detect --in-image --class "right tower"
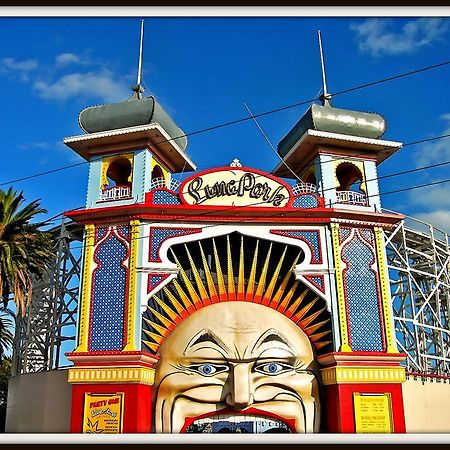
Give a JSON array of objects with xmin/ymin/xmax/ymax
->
[{"xmin": 273, "ymin": 100, "xmax": 407, "ymax": 433}]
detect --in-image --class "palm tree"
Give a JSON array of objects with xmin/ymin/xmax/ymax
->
[
  {"xmin": 0, "ymin": 311, "xmax": 13, "ymax": 361},
  {"xmin": 0, "ymin": 188, "xmax": 55, "ymax": 316}
]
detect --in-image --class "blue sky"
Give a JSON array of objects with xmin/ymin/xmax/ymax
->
[{"xmin": 1, "ymin": 15, "xmax": 450, "ymax": 231}]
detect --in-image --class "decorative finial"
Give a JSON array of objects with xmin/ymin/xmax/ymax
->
[
  {"xmin": 131, "ymin": 19, "xmax": 145, "ymax": 99},
  {"xmin": 230, "ymin": 158, "xmax": 242, "ymax": 168},
  {"xmin": 318, "ymin": 30, "xmax": 332, "ymax": 107}
]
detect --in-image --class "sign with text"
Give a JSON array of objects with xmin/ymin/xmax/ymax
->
[
  {"xmin": 354, "ymin": 393, "xmax": 393, "ymax": 433},
  {"xmin": 180, "ymin": 168, "xmax": 291, "ymax": 207},
  {"xmin": 83, "ymin": 393, "xmax": 124, "ymax": 433}
]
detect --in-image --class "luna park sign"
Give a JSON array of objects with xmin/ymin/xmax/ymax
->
[{"xmin": 180, "ymin": 168, "xmax": 291, "ymax": 207}]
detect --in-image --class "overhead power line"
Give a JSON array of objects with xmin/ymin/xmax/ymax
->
[
  {"xmin": 2, "ymin": 58, "xmax": 450, "ymax": 188},
  {"xmin": 56, "ymin": 173, "xmax": 450, "ymax": 256}
]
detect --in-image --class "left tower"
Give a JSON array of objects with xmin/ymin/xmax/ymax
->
[{"xmin": 64, "ymin": 76, "xmax": 196, "ymax": 432}]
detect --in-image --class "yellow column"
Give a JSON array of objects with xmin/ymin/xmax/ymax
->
[
  {"xmin": 374, "ymin": 227, "xmax": 398, "ymax": 353},
  {"xmin": 123, "ymin": 220, "xmax": 140, "ymax": 351},
  {"xmin": 75, "ymin": 224, "xmax": 95, "ymax": 352},
  {"xmin": 330, "ymin": 223, "xmax": 352, "ymax": 352}
]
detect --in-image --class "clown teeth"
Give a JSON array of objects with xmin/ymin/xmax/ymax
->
[{"xmin": 185, "ymin": 413, "xmax": 291, "ymax": 433}]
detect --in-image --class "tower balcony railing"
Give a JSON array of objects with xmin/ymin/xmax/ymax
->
[
  {"xmin": 335, "ymin": 190, "xmax": 368, "ymax": 206},
  {"xmin": 99, "ymin": 185, "xmax": 131, "ymax": 202},
  {"xmin": 292, "ymin": 182, "xmax": 317, "ymax": 195},
  {"xmin": 150, "ymin": 177, "xmax": 181, "ymax": 192}
]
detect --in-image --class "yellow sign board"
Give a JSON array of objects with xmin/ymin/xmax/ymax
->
[
  {"xmin": 83, "ymin": 393, "xmax": 124, "ymax": 433},
  {"xmin": 354, "ymin": 393, "xmax": 393, "ymax": 433}
]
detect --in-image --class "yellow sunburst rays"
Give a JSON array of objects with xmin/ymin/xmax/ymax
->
[
  {"xmin": 227, "ymin": 235, "xmax": 236, "ymax": 301},
  {"xmin": 268, "ymin": 253, "xmax": 301, "ymax": 309},
  {"xmin": 212, "ymin": 238, "xmax": 228, "ymax": 302},
  {"xmin": 143, "ymin": 236, "xmax": 332, "ymax": 353},
  {"xmin": 245, "ymin": 240, "xmax": 259, "ymax": 302},
  {"xmin": 253, "ymin": 243, "xmax": 272, "ymax": 304},
  {"xmin": 261, "ymin": 246, "xmax": 287, "ymax": 306},
  {"xmin": 237, "ymin": 236, "xmax": 245, "ymax": 300},
  {"xmin": 170, "ymin": 249, "xmax": 203, "ymax": 309},
  {"xmin": 199, "ymin": 241, "xmax": 219, "ymax": 303}
]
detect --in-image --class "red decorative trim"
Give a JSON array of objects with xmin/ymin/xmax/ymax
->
[
  {"xmin": 302, "ymin": 274, "xmax": 326, "ymax": 294},
  {"xmin": 147, "ymin": 273, "xmax": 170, "ymax": 294},
  {"xmin": 65, "ymin": 202, "xmax": 403, "ymax": 229},
  {"xmin": 88, "ymin": 226, "xmax": 131, "ymax": 351},
  {"xmin": 179, "ymin": 166, "xmax": 294, "ymax": 207},
  {"xmin": 340, "ymin": 229, "xmax": 386, "ymax": 351},
  {"xmin": 66, "ymin": 350, "xmax": 157, "ymax": 358},
  {"xmin": 407, "ymin": 371, "xmax": 450, "ymax": 380}
]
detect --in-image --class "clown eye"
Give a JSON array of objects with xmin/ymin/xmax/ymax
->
[
  {"xmin": 191, "ymin": 363, "xmax": 229, "ymax": 376},
  {"xmin": 254, "ymin": 362, "xmax": 293, "ymax": 375}
]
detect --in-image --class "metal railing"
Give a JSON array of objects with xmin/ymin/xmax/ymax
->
[
  {"xmin": 335, "ymin": 190, "xmax": 368, "ymax": 206},
  {"xmin": 149, "ymin": 177, "xmax": 181, "ymax": 192},
  {"xmin": 292, "ymin": 182, "xmax": 317, "ymax": 195},
  {"xmin": 99, "ymin": 185, "xmax": 131, "ymax": 202}
]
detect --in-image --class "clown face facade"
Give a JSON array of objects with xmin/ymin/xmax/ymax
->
[
  {"xmin": 143, "ymin": 233, "xmax": 331, "ymax": 433},
  {"xmin": 154, "ymin": 302, "xmax": 320, "ymax": 433}
]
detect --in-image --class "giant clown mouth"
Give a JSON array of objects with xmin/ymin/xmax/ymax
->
[{"xmin": 182, "ymin": 409, "xmax": 294, "ymax": 434}]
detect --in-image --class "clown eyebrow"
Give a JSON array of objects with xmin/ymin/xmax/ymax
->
[
  {"xmin": 251, "ymin": 329, "xmax": 293, "ymax": 353},
  {"xmin": 184, "ymin": 329, "xmax": 230, "ymax": 354}
]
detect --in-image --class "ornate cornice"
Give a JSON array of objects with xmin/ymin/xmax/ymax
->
[
  {"xmin": 68, "ymin": 366, "xmax": 155, "ymax": 385},
  {"xmin": 320, "ymin": 366, "xmax": 406, "ymax": 385}
]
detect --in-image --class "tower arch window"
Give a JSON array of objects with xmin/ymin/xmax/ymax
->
[
  {"xmin": 107, "ymin": 157, "xmax": 133, "ymax": 188},
  {"xmin": 335, "ymin": 162, "xmax": 368, "ymax": 206},
  {"xmin": 99, "ymin": 155, "xmax": 133, "ymax": 202},
  {"xmin": 304, "ymin": 172, "xmax": 317, "ymax": 186},
  {"xmin": 150, "ymin": 164, "xmax": 167, "ymax": 190}
]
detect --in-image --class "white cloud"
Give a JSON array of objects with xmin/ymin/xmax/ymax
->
[
  {"xmin": 0, "ymin": 57, "xmax": 38, "ymax": 81},
  {"xmin": 351, "ymin": 18, "xmax": 449, "ymax": 56},
  {"xmin": 33, "ymin": 70, "xmax": 131, "ymax": 103},
  {"xmin": 18, "ymin": 141, "xmax": 66, "ymax": 151},
  {"xmin": 410, "ymin": 185, "xmax": 450, "ymax": 209},
  {"xmin": 414, "ymin": 114, "xmax": 450, "ymax": 166},
  {"xmin": 55, "ymin": 53, "xmax": 81, "ymax": 66},
  {"xmin": 0, "ymin": 57, "xmax": 38, "ymax": 72},
  {"xmin": 413, "ymin": 210, "xmax": 450, "ymax": 233}
]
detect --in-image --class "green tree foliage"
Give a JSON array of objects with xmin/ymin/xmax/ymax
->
[{"xmin": 0, "ymin": 188, "xmax": 55, "ymax": 316}]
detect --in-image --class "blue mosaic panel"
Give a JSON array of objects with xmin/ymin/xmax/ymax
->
[
  {"xmin": 271, "ymin": 230, "xmax": 322, "ymax": 264},
  {"xmin": 338, "ymin": 227, "xmax": 352, "ymax": 244},
  {"xmin": 149, "ymin": 275, "xmax": 166, "ymax": 288},
  {"xmin": 96, "ymin": 228, "xmax": 107, "ymax": 240},
  {"xmin": 90, "ymin": 234, "xmax": 128, "ymax": 351},
  {"xmin": 292, "ymin": 194, "xmax": 319, "ymax": 209},
  {"xmin": 360, "ymin": 228, "xmax": 374, "ymax": 244},
  {"xmin": 342, "ymin": 232, "xmax": 383, "ymax": 351},
  {"xmin": 310, "ymin": 276, "xmax": 324, "ymax": 288},
  {"xmin": 152, "ymin": 190, "xmax": 180, "ymax": 205},
  {"xmin": 118, "ymin": 225, "xmax": 130, "ymax": 238},
  {"xmin": 149, "ymin": 228, "xmax": 201, "ymax": 262}
]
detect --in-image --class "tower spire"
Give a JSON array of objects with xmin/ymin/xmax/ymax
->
[
  {"xmin": 318, "ymin": 30, "xmax": 331, "ymax": 107},
  {"xmin": 132, "ymin": 19, "xmax": 145, "ymax": 99}
]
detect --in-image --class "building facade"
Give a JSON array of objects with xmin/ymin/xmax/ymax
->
[{"xmin": 54, "ymin": 85, "xmax": 411, "ymax": 433}]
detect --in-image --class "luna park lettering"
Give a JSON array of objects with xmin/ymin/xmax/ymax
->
[{"xmin": 186, "ymin": 172, "xmax": 287, "ymax": 206}]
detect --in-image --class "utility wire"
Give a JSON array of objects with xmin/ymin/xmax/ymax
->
[
  {"xmin": 2, "ymin": 58, "xmax": 450, "ymax": 187},
  {"xmin": 55, "ymin": 174, "xmax": 450, "ymax": 254}
]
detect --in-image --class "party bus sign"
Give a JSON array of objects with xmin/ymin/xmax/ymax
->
[{"xmin": 180, "ymin": 167, "xmax": 291, "ymax": 208}]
